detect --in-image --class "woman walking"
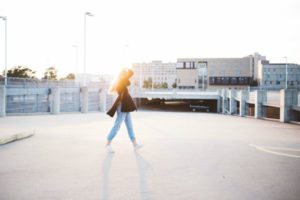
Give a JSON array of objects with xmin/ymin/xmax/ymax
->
[{"xmin": 106, "ymin": 68, "xmax": 142, "ymax": 153}]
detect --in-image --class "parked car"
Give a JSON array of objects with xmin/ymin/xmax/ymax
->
[{"xmin": 189, "ymin": 104, "xmax": 210, "ymax": 112}]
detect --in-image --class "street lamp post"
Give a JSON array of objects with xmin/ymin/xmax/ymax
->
[
  {"xmin": 283, "ymin": 56, "xmax": 288, "ymax": 89},
  {"xmin": 0, "ymin": 16, "xmax": 7, "ymax": 86},
  {"xmin": 83, "ymin": 12, "xmax": 93, "ymax": 86}
]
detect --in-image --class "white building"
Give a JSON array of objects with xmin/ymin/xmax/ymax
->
[
  {"xmin": 258, "ymin": 60, "xmax": 300, "ymax": 90},
  {"xmin": 132, "ymin": 61, "xmax": 177, "ymax": 89}
]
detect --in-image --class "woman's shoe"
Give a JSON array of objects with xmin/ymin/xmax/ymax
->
[
  {"xmin": 106, "ymin": 145, "xmax": 115, "ymax": 153},
  {"xmin": 134, "ymin": 144, "xmax": 143, "ymax": 151}
]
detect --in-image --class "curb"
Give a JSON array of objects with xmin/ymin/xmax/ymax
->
[{"xmin": 0, "ymin": 131, "xmax": 35, "ymax": 145}]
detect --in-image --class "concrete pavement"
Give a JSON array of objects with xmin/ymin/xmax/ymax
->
[{"xmin": 0, "ymin": 112, "xmax": 300, "ymax": 200}]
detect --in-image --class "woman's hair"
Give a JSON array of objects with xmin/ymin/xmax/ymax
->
[{"xmin": 109, "ymin": 68, "xmax": 134, "ymax": 94}]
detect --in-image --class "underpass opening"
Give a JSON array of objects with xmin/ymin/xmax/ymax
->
[
  {"xmin": 236, "ymin": 101, "xmax": 240, "ymax": 115},
  {"xmin": 262, "ymin": 105, "xmax": 280, "ymax": 120},
  {"xmin": 246, "ymin": 103, "xmax": 255, "ymax": 117},
  {"xmin": 291, "ymin": 109, "xmax": 300, "ymax": 122},
  {"xmin": 136, "ymin": 98, "xmax": 218, "ymax": 113}
]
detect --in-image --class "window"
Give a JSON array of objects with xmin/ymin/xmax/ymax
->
[
  {"xmin": 276, "ymin": 81, "xmax": 280, "ymax": 85},
  {"xmin": 239, "ymin": 77, "xmax": 245, "ymax": 84},
  {"xmin": 231, "ymin": 77, "xmax": 237, "ymax": 84},
  {"xmin": 235, "ymin": 69, "xmax": 241, "ymax": 76},
  {"xmin": 223, "ymin": 77, "xmax": 229, "ymax": 84},
  {"xmin": 220, "ymin": 69, "xmax": 225, "ymax": 76}
]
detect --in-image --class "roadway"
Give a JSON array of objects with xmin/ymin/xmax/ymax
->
[{"xmin": 0, "ymin": 112, "xmax": 300, "ymax": 200}]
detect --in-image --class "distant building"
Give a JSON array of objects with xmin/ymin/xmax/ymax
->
[
  {"xmin": 75, "ymin": 73, "xmax": 113, "ymax": 86},
  {"xmin": 177, "ymin": 53, "xmax": 266, "ymax": 90},
  {"xmin": 132, "ymin": 61, "xmax": 177, "ymax": 89},
  {"xmin": 257, "ymin": 60, "xmax": 300, "ymax": 90}
]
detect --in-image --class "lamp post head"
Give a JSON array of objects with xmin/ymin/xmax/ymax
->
[
  {"xmin": 0, "ymin": 16, "xmax": 7, "ymax": 20},
  {"xmin": 85, "ymin": 12, "xmax": 94, "ymax": 17}
]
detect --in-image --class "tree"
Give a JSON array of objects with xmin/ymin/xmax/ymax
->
[
  {"xmin": 5, "ymin": 66, "xmax": 36, "ymax": 79},
  {"xmin": 162, "ymin": 82, "xmax": 168, "ymax": 88},
  {"xmin": 60, "ymin": 73, "xmax": 75, "ymax": 80},
  {"xmin": 143, "ymin": 77, "xmax": 153, "ymax": 88},
  {"xmin": 172, "ymin": 82, "xmax": 177, "ymax": 88},
  {"xmin": 143, "ymin": 80, "xmax": 149, "ymax": 88},
  {"xmin": 66, "ymin": 73, "xmax": 75, "ymax": 80},
  {"xmin": 43, "ymin": 66, "xmax": 58, "ymax": 80},
  {"xmin": 250, "ymin": 79, "xmax": 258, "ymax": 86}
]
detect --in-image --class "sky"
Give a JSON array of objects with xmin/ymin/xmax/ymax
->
[{"xmin": 0, "ymin": 0, "xmax": 300, "ymax": 78}]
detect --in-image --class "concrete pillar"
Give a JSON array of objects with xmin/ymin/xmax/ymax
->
[
  {"xmin": 254, "ymin": 90, "xmax": 264, "ymax": 119},
  {"xmin": 229, "ymin": 90, "xmax": 236, "ymax": 114},
  {"xmin": 280, "ymin": 89, "xmax": 297, "ymax": 123},
  {"xmin": 51, "ymin": 88, "xmax": 60, "ymax": 114},
  {"xmin": 0, "ymin": 86, "xmax": 6, "ymax": 117},
  {"xmin": 100, "ymin": 89, "xmax": 107, "ymax": 112},
  {"xmin": 81, "ymin": 87, "xmax": 88, "ymax": 113},
  {"xmin": 221, "ymin": 89, "xmax": 226, "ymax": 114},
  {"xmin": 239, "ymin": 90, "xmax": 247, "ymax": 117},
  {"xmin": 217, "ymin": 97, "xmax": 222, "ymax": 113}
]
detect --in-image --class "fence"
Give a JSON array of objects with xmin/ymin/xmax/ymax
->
[{"xmin": 0, "ymin": 77, "xmax": 113, "ymax": 115}]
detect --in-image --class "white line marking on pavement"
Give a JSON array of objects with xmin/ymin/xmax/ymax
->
[{"xmin": 250, "ymin": 144, "xmax": 300, "ymax": 158}]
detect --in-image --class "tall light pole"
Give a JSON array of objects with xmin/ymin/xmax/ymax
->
[
  {"xmin": 0, "ymin": 16, "xmax": 7, "ymax": 86},
  {"xmin": 83, "ymin": 12, "xmax": 93, "ymax": 86},
  {"xmin": 283, "ymin": 56, "xmax": 288, "ymax": 89}
]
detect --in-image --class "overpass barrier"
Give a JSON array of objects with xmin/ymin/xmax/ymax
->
[{"xmin": 0, "ymin": 78, "xmax": 299, "ymax": 123}]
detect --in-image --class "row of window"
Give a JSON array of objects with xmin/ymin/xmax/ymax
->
[
  {"xmin": 209, "ymin": 77, "xmax": 251, "ymax": 85},
  {"xmin": 264, "ymin": 81, "xmax": 300, "ymax": 86},
  {"xmin": 264, "ymin": 68, "xmax": 300, "ymax": 73},
  {"xmin": 177, "ymin": 61, "xmax": 207, "ymax": 69}
]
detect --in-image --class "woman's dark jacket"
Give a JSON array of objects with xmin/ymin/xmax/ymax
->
[{"xmin": 106, "ymin": 80, "xmax": 137, "ymax": 117}]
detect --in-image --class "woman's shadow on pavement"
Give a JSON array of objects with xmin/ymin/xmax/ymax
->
[
  {"xmin": 135, "ymin": 151, "xmax": 152, "ymax": 200},
  {"xmin": 101, "ymin": 151, "xmax": 152, "ymax": 200},
  {"xmin": 101, "ymin": 153, "xmax": 114, "ymax": 200}
]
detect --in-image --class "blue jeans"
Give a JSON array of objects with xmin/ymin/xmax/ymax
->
[{"xmin": 107, "ymin": 105, "xmax": 136, "ymax": 142}]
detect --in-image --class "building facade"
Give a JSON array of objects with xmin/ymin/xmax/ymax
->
[
  {"xmin": 257, "ymin": 60, "xmax": 300, "ymax": 90},
  {"xmin": 132, "ymin": 61, "xmax": 177, "ymax": 89},
  {"xmin": 176, "ymin": 55, "xmax": 259, "ymax": 90}
]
